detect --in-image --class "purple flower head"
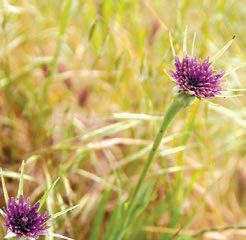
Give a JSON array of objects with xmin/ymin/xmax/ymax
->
[
  {"xmin": 2, "ymin": 195, "xmax": 50, "ymax": 239},
  {"xmin": 170, "ymin": 55, "xmax": 225, "ymax": 99}
]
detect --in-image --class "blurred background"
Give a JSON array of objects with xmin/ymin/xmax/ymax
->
[{"xmin": 0, "ymin": 0, "xmax": 245, "ymax": 239}]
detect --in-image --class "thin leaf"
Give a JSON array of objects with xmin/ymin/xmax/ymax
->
[
  {"xmin": 76, "ymin": 169, "xmax": 117, "ymax": 190},
  {"xmin": 80, "ymin": 120, "xmax": 140, "ymax": 141},
  {"xmin": 26, "ymin": 155, "xmax": 40, "ymax": 164},
  {"xmin": 208, "ymin": 102, "xmax": 246, "ymax": 128},
  {"xmin": 191, "ymin": 32, "xmax": 196, "ymax": 56},
  {"xmin": 89, "ymin": 191, "xmax": 110, "ymax": 240},
  {"xmin": 52, "ymin": 204, "xmax": 80, "ymax": 219},
  {"xmin": 44, "ymin": 232, "xmax": 74, "ymax": 240},
  {"xmin": 17, "ymin": 160, "xmax": 25, "ymax": 198},
  {"xmin": 44, "ymin": 169, "xmax": 54, "ymax": 240},
  {"xmin": 224, "ymin": 62, "xmax": 246, "ymax": 77},
  {"xmin": 114, "ymin": 134, "xmax": 183, "ymax": 169},
  {"xmin": 0, "ymin": 170, "xmax": 33, "ymax": 181},
  {"xmin": 1, "ymin": 168, "xmax": 9, "ymax": 204},
  {"xmin": 210, "ymin": 36, "xmax": 235, "ymax": 63},
  {"xmin": 169, "ymin": 31, "xmax": 176, "ymax": 57},
  {"xmin": 159, "ymin": 145, "xmax": 187, "ymax": 156},
  {"xmin": 0, "ymin": 208, "xmax": 4, "ymax": 216},
  {"xmin": 88, "ymin": 19, "xmax": 98, "ymax": 41},
  {"xmin": 183, "ymin": 25, "xmax": 188, "ymax": 54},
  {"xmin": 226, "ymin": 88, "xmax": 246, "ymax": 92},
  {"xmin": 112, "ymin": 112, "xmax": 161, "ymax": 121},
  {"xmin": 38, "ymin": 177, "xmax": 60, "ymax": 211}
]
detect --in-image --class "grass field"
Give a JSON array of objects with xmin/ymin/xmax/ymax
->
[{"xmin": 0, "ymin": 0, "xmax": 245, "ymax": 239}]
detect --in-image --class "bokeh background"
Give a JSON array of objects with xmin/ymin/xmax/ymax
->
[{"xmin": 0, "ymin": 0, "xmax": 245, "ymax": 239}]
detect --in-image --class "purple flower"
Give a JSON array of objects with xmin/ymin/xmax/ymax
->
[
  {"xmin": 170, "ymin": 55, "xmax": 225, "ymax": 99},
  {"xmin": 2, "ymin": 196, "xmax": 50, "ymax": 239}
]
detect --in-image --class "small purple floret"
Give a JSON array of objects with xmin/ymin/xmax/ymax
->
[
  {"xmin": 170, "ymin": 55, "xmax": 225, "ymax": 99},
  {"xmin": 2, "ymin": 196, "xmax": 50, "ymax": 239}
]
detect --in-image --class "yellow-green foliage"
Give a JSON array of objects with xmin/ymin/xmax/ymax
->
[{"xmin": 0, "ymin": 0, "xmax": 245, "ymax": 239}]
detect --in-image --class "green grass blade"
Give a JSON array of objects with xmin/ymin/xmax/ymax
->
[
  {"xmin": 38, "ymin": 177, "xmax": 60, "ymax": 211},
  {"xmin": 52, "ymin": 204, "xmax": 80, "ymax": 219},
  {"xmin": 81, "ymin": 120, "xmax": 140, "ymax": 141},
  {"xmin": 89, "ymin": 191, "xmax": 110, "ymax": 240},
  {"xmin": 17, "ymin": 160, "xmax": 25, "ymax": 198}
]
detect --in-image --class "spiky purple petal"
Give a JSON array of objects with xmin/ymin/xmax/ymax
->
[
  {"xmin": 170, "ymin": 55, "xmax": 225, "ymax": 99},
  {"xmin": 2, "ymin": 196, "xmax": 50, "ymax": 239}
]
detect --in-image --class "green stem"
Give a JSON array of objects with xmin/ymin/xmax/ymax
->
[
  {"xmin": 130, "ymin": 98, "xmax": 183, "ymax": 207},
  {"xmin": 119, "ymin": 93, "xmax": 194, "ymax": 239}
]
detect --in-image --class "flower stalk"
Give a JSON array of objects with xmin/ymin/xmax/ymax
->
[{"xmin": 121, "ymin": 92, "xmax": 195, "ymax": 237}]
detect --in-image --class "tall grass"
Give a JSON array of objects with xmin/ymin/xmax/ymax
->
[{"xmin": 0, "ymin": 0, "xmax": 245, "ymax": 239}]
